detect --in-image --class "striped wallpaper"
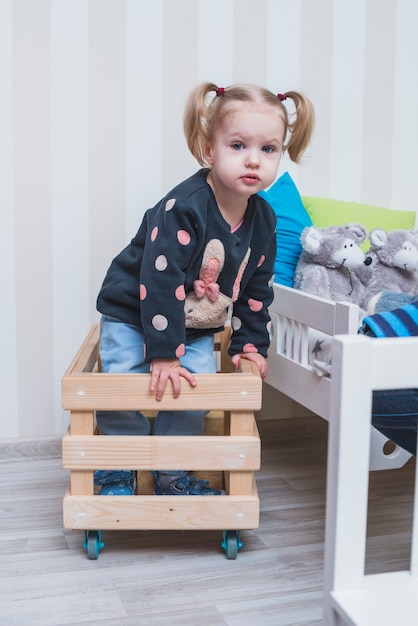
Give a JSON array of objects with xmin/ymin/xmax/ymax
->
[{"xmin": 1, "ymin": 0, "xmax": 418, "ymax": 438}]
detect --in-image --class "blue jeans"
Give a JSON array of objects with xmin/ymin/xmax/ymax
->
[
  {"xmin": 372, "ymin": 389, "xmax": 418, "ymax": 456},
  {"xmin": 96, "ymin": 315, "xmax": 216, "ymax": 437}
]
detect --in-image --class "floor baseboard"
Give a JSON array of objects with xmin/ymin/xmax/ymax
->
[{"xmin": 0, "ymin": 436, "xmax": 62, "ymax": 462}]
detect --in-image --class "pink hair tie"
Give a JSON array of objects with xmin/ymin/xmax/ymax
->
[
  {"xmin": 216, "ymin": 87, "xmax": 225, "ymax": 96},
  {"xmin": 277, "ymin": 93, "xmax": 287, "ymax": 101}
]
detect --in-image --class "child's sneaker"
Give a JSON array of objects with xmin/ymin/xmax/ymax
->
[
  {"xmin": 152, "ymin": 471, "xmax": 225, "ymax": 495},
  {"xmin": 94, "ymin": 470, "xmax": 136, "ymax": 496}
]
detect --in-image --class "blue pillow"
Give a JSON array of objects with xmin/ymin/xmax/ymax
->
[{"xmin": 259, "ymin": 172, "xmax": 312, "ymax": 287}]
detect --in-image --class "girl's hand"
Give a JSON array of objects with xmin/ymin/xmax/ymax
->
[
  {"xmin": 231, "ymin": 352, "xmax": 268, "ymax": 380},
  {"xmin": 150, "ymin": 358, "xmax": 196, "ymax": 401}
]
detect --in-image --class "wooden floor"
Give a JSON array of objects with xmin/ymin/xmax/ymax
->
[{"xmin": 0, "ymin": 417, "xmax": 415, "ymax": 626}]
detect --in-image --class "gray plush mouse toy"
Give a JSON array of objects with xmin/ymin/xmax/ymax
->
[
  {"xmin": 363, "ymin": 228, "xmax": 418, "ymax": 313},
  {"xmin": 294, "ymin": 223, "xmax": 371, "ymax": 310}
]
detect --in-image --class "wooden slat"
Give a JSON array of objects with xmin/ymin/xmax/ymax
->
[
  {"xmin": 62, "ymin": 433, "xmax": 260, "ymax": 471},
  {"xmin": 62, "ymin": 325, "xmax": 261, "ymax": 411},
  {"xmin": 230, "ymin": 411, "xmax": 257, "ymax": 437},
  {"xmin": 219, "ymin": 325, "xmax": 233, "ymax": 373},
  {"xmin": 62, "ymin": 371, "xmax": 262, "ymax": 411},
  {"xmin": 226, "ymin": 412, "xmax": 259, "ymax": 494},
  {"xmin": 69, "ymin": 411, "xmax": 94, "ymax": 436},
  {"xmin": 70, "ymin": 470, "xmax": 94, "ymax": 496},
  {"xmin": 63, "ymin": 324, "xmax": 100, "ymax": 376},
  {"xmin": 67, "ymin": 412, "xmax": 95, "ymax": 495},
  {"xmin": 225, "ymin": 471, "xmax": 256, "ymax": 496},
  {"xmin": 63, "ymin": 485, "xmax": 259, "ymax": 530}
]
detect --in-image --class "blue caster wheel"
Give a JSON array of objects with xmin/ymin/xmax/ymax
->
[
  {"xmin": 222, "ymin": 530, "xmax": 242, "ymax": 559},
  {"xmin": 83, "ymin": 530, "xmax": 104, "ymax": 560}
]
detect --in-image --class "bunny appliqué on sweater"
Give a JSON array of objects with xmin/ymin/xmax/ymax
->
[{"xmin": 184, "ymin": 238, "xmax": 250, "ymax": 329}]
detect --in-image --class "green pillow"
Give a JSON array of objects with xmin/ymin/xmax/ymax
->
[{"xmin": 302, "ymin": 196, "xmax": 416, "ymax": 233}]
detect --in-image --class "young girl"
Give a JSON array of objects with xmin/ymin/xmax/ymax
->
[{"xmin": 95, "ymin": 82, "xmax": 315, "ymax": 496}]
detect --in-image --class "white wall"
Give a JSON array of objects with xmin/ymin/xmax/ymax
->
[{"xmin": 1, "ymin": 0, "xmax": 418, "ymax": 438}]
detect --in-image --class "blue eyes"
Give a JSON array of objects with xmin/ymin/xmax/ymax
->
[{"xmin": 231, "ymin": 142, "xmax": 275, "ymax": 153}]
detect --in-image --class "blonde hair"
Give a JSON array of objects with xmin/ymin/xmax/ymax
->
[{"xmin": 184, "ymin": 82, "xmax": 315, "ymax": 166}]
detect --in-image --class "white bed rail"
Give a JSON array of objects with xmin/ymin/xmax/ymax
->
[
  {"xmin": 266, "ymin": 283, "xmax": 359, "ymax": 418},
  {"xmin": 266, "ymin": 283, "xmax": 412, "ymax": 471}
]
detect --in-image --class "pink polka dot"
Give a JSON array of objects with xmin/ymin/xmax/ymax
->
[
  {"xmin": 175, "ymin": 285, "xmax": 185, "ymax": 300},
  {"xmin": 248, "ymin": 298, "xmax": 263, "ymax": 312},
  {"xmin": 175, "ymin": 343, "xmax": 186, "ymax": 357},
  {"xmin": 155, "ymin": 255, "xmax": 168, "ymax": 271},
  {"xmin": 165, "ymin": 198, "xmax": 176, "ymax": 211},
  {"xmin": 151, "ymin": 226, "xmax": 158, "ymax": 242},
  {"xmin": 152, "ymin": 314, "xmax": 168, "ymax": 331},
  {"xmin": 243, "ymin": 343, "xmax": 258, "ymax": 354},
  {"xmin": 257, "ymin": 254, "xmax": 265, "ymax": 267},
  {"xmin": 177, "ymin": 230, "xmax": 191, "ymax": 245},
  {"xmin": 139, "ymin": 284, "xmax": 147, "ymax": 300}
]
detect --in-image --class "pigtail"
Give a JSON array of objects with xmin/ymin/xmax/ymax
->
[
  {"xmin": 184, "ymin": 82, "xmax": 219, "ymax": 166},
  {"xmin": 281, "ymin": 91, "xmax": 315, "ymax": 164}
]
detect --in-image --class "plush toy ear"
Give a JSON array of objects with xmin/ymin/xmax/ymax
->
[
  {"xmin": 410, "ymin": 229, "xmax": 418, "ymax": 247},
  {"xmin": 345, "ymin": 223, "xmax": 368, "ymax": 243},
  {"xmin": 369, "ymin": 228, "xmax": 388, "ymax": 250},
  {"xmin": 300, "ymin": 226, "xmax": 323, "ymax": 255}
]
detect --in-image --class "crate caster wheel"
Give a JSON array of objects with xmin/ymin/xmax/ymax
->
[
  {"xmin": 83, "ymin": 530, "xmax": 104, "ymax": 560},
  {"xmin": 222, "ymin": 530, "xmax": 242, "ymax": 560}
]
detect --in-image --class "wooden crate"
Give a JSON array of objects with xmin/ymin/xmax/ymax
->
[{"xmin": 62, "ymin": 325, "xmax": 262, "ymax": 558}]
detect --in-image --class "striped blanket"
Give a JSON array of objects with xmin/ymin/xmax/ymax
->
[{"xmin": 360, "ymin": 301, "xmax": 418, "ymax": 337}]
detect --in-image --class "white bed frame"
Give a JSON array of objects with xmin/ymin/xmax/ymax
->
[
  {"xmin": 266, "ymin": 283, "xmax": 417, "ymax": 623},
  {"xmin": 323, "ymin": 334, "xmax": 418, "ymax": 625},
  {"xmin": 265, "ymin": 282, "xmax": 412, "ymax": 471}
]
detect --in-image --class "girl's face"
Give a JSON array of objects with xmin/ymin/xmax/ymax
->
[{"xmin": 206, "ymin": 102, "xmax": 285, "ymax": 199}]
